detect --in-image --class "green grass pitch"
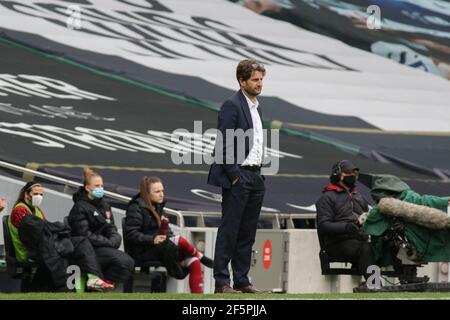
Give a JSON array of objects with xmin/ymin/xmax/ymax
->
[{"xmin": 1, "ymin": 292, "xmax": 450, "ymax": 300}]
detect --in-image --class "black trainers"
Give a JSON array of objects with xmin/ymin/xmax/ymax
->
[{"xmin": 200, "ymin": 255, "xmax": 214, "ymax": 268}]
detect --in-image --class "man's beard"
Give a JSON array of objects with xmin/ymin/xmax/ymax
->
[{"xmin": 247, "ymin": 87, "xmax": 261, "ymax": 96}]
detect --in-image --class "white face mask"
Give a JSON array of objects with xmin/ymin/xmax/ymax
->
[{"xmin": 31, "ymin": 195, "xmax": 43, "ymax": 207}]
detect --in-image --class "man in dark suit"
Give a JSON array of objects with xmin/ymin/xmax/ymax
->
[{"xmin": 207, "ymin": 59, "xmax": 266, "ymax": 293}]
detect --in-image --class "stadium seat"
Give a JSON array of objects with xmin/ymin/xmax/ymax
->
[
  {"xmin": 121, "ymin": 218, "xmax": 167, "ymax": 293},
  {"xmin": 317, "ymin": 232, "xmax": 361, "ymax": 275},
  {"xmin": 317, "ymin": 232, "xmax": 425, "ymax": 282},
  {"xmin": 2, "ymin": 215, "xmax": 37, "ymax": 292},
  {"xmin": 319, "ymin": 249, "xmax": 361, "ymax": 276}
]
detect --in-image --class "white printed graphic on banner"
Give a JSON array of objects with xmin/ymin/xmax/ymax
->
[{"xmin": 1, "ymin": 0, "xmax": 449, "ymax": 132}]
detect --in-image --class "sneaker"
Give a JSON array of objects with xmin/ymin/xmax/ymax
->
[
  {"xmin": 200, "ymin": 256, "xmax": 214, "ymax": 269},
  {"xmin": 86, "ymin": 278, "xmax": 115, "ymax": 292}
]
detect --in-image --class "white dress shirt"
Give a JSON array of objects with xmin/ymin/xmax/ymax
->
[{"xmin": 241, "ymin": 91, "xmax": 263, "ymax": 166}]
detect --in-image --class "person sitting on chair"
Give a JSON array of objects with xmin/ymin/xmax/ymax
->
[
  {"xmin": 69, "ymin": 168, "xmax": 134, "ymax": 289},
  {"xmin": 124, "ymin": 176, "xmax": 214, "ymax": 294},
  {"xmin": 9, "ymin": 182, "xmax": 112, "ymax": 292},
  {"xmin": 315, "ymin": 160, "xmax": 376, "ymax": 280}
]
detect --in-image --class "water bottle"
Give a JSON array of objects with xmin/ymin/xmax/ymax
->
[{"xmin": 159, "ymin": 215, "xmax": 169, "ymax": 236}]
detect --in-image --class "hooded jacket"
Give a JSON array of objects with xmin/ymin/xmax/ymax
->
[
  {"xmin": 316, "ymin": 183, "xmax": 369, "ymax": 248},
  {"xmin": 124, "ymin": 193, "xmax": 173, "ymax": 258},
  {"xmin": 124, "ymin": 194, "xmax": 188, "ymax": 279},
  {"xmin": 68, "ymin": 187, "xmax": 121, "ymax": 249}
]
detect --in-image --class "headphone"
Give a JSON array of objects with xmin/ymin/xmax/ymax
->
[
  {"xmin": 332, "ymin": 160, "xmax": 345, "ymax": 176},
  {"xmin": 330, "ymin": 160, "xmax": 345, "ymax": 183}
]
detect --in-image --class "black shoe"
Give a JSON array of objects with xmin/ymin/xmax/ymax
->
[{"xmin": 200, "ymin": 255, "xmax": 214, "ymax": 268}]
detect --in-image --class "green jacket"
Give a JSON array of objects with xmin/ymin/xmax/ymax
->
[
  {"xmin": 8, "ymin": 202, "xmax": 45, "ymax": 262},
  {"xmin": 363, "ymin": 175, "xmax": 450, "ymax": 263}
]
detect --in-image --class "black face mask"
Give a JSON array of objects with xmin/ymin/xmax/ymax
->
[{"xmin": 342, "ymin": 175, "xmax": 357, "ymax": 189}]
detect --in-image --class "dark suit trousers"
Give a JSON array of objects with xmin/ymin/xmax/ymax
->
[{"xmin": 214, "ymin": 169, "xmax": 265, "ymax": 288}]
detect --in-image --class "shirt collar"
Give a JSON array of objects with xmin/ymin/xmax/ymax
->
[{"xmin": 242, "ymin": 90, "xmax": 259, "ymax": 109}]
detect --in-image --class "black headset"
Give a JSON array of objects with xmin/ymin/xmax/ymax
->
[{"xmin": 331, "ymin": 160, "xmax": 345, "ymax": 178}]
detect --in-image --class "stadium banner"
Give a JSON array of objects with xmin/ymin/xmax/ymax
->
[
  {"xmin": 231, "ymin": 0, "xmax": 450, "ymax": 80},
  {"xmin": 1, "ymin": 40, "xmax": 447, "ymax": 219},
  {"xmin": 0, "ymin": 0, "xmax": 448, "ymax": 133},
  {"xmin": 1, "ymin": 0, "xmax": 450, "ymax": 177}
]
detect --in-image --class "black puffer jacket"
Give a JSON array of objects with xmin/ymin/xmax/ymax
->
[
  {"xmin": 124, "ymin": 194, "xmax": 188, "ymax": 279},
  {"xmin": 123, "ymin": 193, "xmax": 173, "ymax": 257},
  {"xmin": 68, "ymin": 187, "xmax": 121, "ymax": 249},
  {"xmin": 316, "ymin": 184, "xmax": 369, "ymax": 248},
  {"xmin": 19, "ymin": 214, "xmax": 74, "ymax": 290}
]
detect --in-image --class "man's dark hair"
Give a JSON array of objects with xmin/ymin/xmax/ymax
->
[{"xmin": 236, "ymin": 59, "xmax": 266, "ymax": 84}]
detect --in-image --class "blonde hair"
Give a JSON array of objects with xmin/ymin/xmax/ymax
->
[
  {"xmin": 140, "ymin": 176, "xmax": 162, "ymax": 226},
  {"xmin": 83, "ymin": 167, "xmax": 102, "ymax": 187}
]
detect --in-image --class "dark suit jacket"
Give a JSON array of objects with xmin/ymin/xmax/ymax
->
[{"xmin": 207, "ymin": 90, "xmax": 263, "ymax": 189}]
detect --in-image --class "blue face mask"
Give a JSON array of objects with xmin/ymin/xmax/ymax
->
[{"xmin": 92, "ymin": 187, "xmax": 104, "ymax": 199}]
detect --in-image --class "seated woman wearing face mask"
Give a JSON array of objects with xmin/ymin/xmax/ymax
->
[
  {"xmin": 69, "ymin": 168, "xmax": 134, "ymax": 287},
  {"xmin": 9, "ymin": 182, "xmax": 112, "ymax": 292}
]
